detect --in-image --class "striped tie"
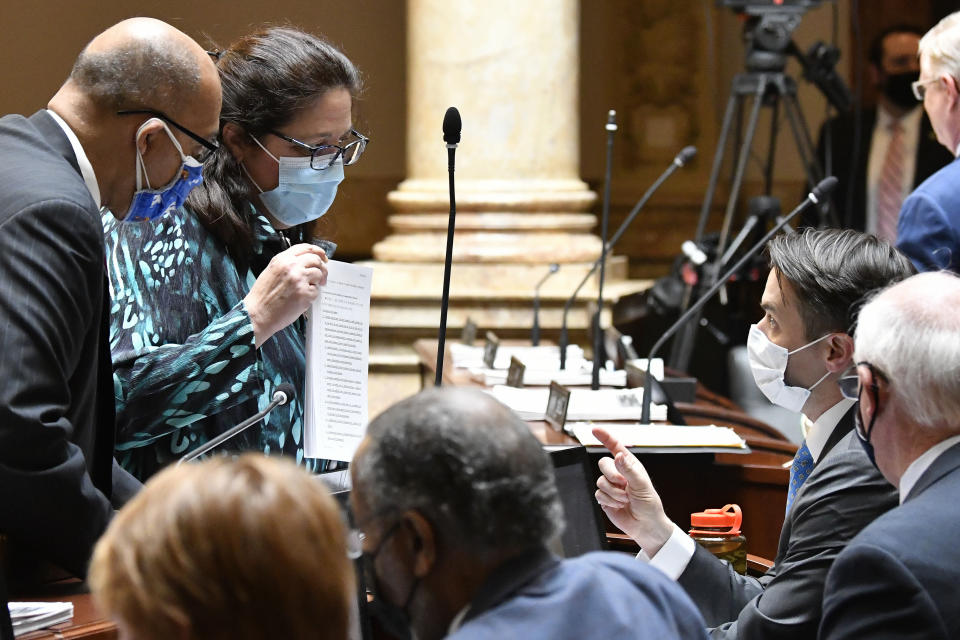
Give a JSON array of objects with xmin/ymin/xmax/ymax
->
[
  {"xmin": 786, "ymin": 440, "xmax": 814, "ymax": 514},
  {"xmin": 876, "ymin": 120, "xmax": 905, "ymax": 243}
]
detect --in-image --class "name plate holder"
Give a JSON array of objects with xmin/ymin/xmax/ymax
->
[
  {"xmin": 461, "ymin": 317, "xmax": 478, "ymax": 346},
  {"xmin": 545, "ymin": 381, "xmax": 571, "ymax": 433},
  {"xmin": 482, "ymin": 331, "xmax": 500, "ymax": 369},
  {"xmin": 506, "ymin": 356, "xmax": 526, "ymax": 388}
]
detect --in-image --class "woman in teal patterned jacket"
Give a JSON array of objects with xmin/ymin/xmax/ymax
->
[{"xmin": 103, "ymin": 27, "xmax": 368, "ymax": 480}]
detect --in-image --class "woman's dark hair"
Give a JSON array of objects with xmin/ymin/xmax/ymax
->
[{"xmin": 186, "ymin": 27, "xmax": 361, "ymax": 269}]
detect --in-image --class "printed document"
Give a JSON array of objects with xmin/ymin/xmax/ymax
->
[{"xmin": 304, "ymin": 261, "xmax": 373, "ymax": 461}]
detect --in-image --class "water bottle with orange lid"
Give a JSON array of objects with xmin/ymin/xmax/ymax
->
[{"xmin": 689, "ymin": 504, "xmax": 747, "ymax": 574}]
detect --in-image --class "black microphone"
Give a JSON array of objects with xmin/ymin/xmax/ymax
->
[
  {"xmin": 178, "ymin": 383, "xmax": 296, "ymax": 464},
  {"xmin": 638, "ymin": 176, "xmax": 838, "ymax": 423},
  {"xmin": 435, "ymin": 106, "xmax": 461, "ymax": 386},
  {"xmin": 558, "ymin": 145, "xmax": 697, "ymax": 369},
  {"xmin": 531, "ymin": 263, "xmax": 559, "ymax": 346},
  {"xmin": 591, "ymin": 110, "xmax": 618, "ymax": 390}
]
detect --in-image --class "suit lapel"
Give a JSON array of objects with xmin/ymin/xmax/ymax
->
[
  {"xmin": 905, "ymin": 441, "xmax": 960, "ymax": 502},
  {"xmin": 816, "ymin": 403, "xmax": 856, "ymax": 466}
]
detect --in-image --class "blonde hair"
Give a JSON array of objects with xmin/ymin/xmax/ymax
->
[
  {"xmin": 919, "ymin": 11, "xmax": 960, "ymax": 79},
  {"xmin": 89, "ymin": 455, "xmax": 354, "ymax": 640}
]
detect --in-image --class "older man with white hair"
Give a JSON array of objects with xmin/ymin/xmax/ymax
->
[
  {"xmin": 897, "ymin": 12, "xmax": 960, "ymax": 272},
  {"xmin": 818, "ymin": 271, "xmax": 960, "ymax": 639}
]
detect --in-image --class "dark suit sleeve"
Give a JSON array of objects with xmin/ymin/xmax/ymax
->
[
  {"xmin": 0, "ymin": 200, "xmax": 114, "ymax": 577},
  {"xmin": 679, "ymin": 448, "xmax": 896, "ymax": 640},
  {"xmin": 819, "ymin": 543, "xmax": 948, "ymax": 640},
  {"xmin": 896, "ymin": 190, "xmax": 960, "ymax": 272}
]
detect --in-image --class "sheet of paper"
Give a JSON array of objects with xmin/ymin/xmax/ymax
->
[
  {"xmin": 304, "ymin": 260, "xmax": 373, "ymax": 462},
  {"xmin": 469, "ymin": 366, "xmax": 627, "ymax": 387},
  {"xmin": 10, "ymin": 601, "xmax": 74, "ymax": 636},
  {"xmin": 449, "ymin": 343, "xmax": 585, "ymax": 370},
  {"xmin": 570, "ymin": 422, "xmax": 747, "ymax": 449},
  {"xmin": 487, "ymin": 386, "xmax": 667, "ymax": 422}
]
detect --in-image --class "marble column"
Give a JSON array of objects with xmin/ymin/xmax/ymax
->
[
  {"xmin": 364, "ymin": 0, "xmax": 650, "ymax": 417},
  {"xmin": 373, "ymin": 0, "xmax": 600, "ymax": 264}
]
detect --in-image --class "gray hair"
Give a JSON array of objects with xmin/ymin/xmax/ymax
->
[
  {"xmin": 855, "ymin": 271, "xmax": 960, "ymax": 430},
  {"xmin": 919, "ymin": 11, "xmax": 960, "ymax": 80},
  {"xmin": 69, "ymin": 38, "xmax": 201, "ymax": 111},
  {"xmin": 354, "ymin": 387, "xmax": 564, "ymax": 553},
  {"xmin": 766, "ymin": 228, "xmax": 915, "ymax": 341}
]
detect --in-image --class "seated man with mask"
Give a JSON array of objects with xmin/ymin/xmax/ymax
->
[
  {"xmin": 350, "ymin": 387, "xmax": 709, "ymax": 640},
  {"xmin": 595, "ymin": 229, "xmax": 914, "ymax": 639}
]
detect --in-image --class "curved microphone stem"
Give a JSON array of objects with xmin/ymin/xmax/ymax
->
[
  {"xmin": 639, "ymin": 178, "xmax": 836, "ymax": 423},
  {"xmin": 557, "ymin": 146, "xmax": 695, "ymax": 370},
  {"xmin": 531, "ymin": 264, "xmax": 559, "ymax": 346},
  {"xmin": 591, "ymin": 110, "xmax": 618, "ymax": 390},
  {"xmin": 178, "ymin": 388, "xmax": 290, "ymax": 465}
]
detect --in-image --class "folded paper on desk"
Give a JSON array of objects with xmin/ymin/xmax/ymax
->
[
  {"xmin": 10, "ymin": 601, "xmax": 73, "ymax": 637},
  {"xmin": 450, "ymin": 343, "xmax": 585, "ymax": 370},
  {"xmin": 470, "ymin": 366, "xmax": 627, "ymax": 387},
  {"xmin": 488, "ymin": 386, "xmax": 667, "ymax": 422},
  {"xmin": 304, "ymin": 260, "xmax": 373, "ymax": 462},
  {"xmin": 571, "ymin": 422, "xmax": 747, "ymax": 449}
]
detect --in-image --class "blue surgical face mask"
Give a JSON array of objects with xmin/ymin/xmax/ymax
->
[
  {"xmin": 246, "ymin": 136, "xmax": 344, "ymax": 227},
  {"xmin": 127, "ymin": 119, "xmax": 204, "ymax": 221}
]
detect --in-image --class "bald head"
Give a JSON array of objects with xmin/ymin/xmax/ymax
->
[
  {"xmin": 66, "ymin": 18, "xmax": 218, "ymax": 116},
  {"xmin": 352, "ymin": 387, "xmax": 563, "ymax": 553},
  {"xmin": 856, "ymin": 271, "xmax": 960, "ymax": 430}
]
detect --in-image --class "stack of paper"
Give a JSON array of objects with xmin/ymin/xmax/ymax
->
[
  {"xmin": 449, "ymin": 344, "xmax": 586, "ymax": 370},
  {"xmin": 570, "ymin": 422, "xmax": 747, "ymax": 449},
  {"xmin": 469, "ymin": 366, "xmax": 627, "ymax": 387},
  {"xmin": 488, "ymin": 385, "xmax": 667, "ymax": 422},
  {"xmin": 9, "ymin": 601, "xmax": 73, "ymax": 636}
]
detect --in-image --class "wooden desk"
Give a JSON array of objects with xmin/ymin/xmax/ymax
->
[
  {"xmin": 13, "ymin": 582, "xmax": 115, "ymax": 640},
  {"xmin": 414, "ymin": 339, "xmax": 792, "ymax": 560}
]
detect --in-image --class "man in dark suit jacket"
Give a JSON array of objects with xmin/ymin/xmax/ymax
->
[
  {"xmin": 351, "ymin": 387, "xmax": 709, "ymax": 640},
  {"xmin": 819, "ymin": 271, "xmax": 960, "ymax": 639},
  {"xmin": 595, "ymin": 229, "xmax": 915, "ymax": 640},
  {"xmin": 895, "ymin": 15, "xmax": 960, "ymax": 273},
  {"xmin": 814, "ymin": 25, "xmax": 953, "ymax": 233},
  {"xmin": 0, "ymin": 18, "xmax": 221, "ymax": 580}
]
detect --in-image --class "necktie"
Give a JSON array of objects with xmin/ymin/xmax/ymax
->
[
  {"xmin": 876, "ymin": 120, "xmax": 905, "ymax": 243},
  {"xmin": 786, "ymin": 441, "xmax": 814, "ymax": 514}
]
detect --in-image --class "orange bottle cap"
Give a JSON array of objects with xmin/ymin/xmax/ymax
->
[{"xmin": 689, "ymin": 503, "xmax": 742, "ymax": 535}]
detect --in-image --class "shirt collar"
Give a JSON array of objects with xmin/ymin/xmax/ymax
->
[
  {"xmin": 802, "ymin": 398, "xmax": 856, "ymax": 463},
  {"xmin": 876, "ymin": 103, "xmax": 923, "ymax": 131},
  {"xmin": 46, "ymin": 108, "xmax": 101, "ymax": 207},
  {"xmin": 447, "ymin": 605, "xmax": 471, "ymax": 635},
  {"xmin": 898, "ymin": 433, "xmax": 960, "ymax": 503}
]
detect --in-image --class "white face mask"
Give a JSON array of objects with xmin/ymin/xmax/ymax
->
[{"xmin": 747, "ymin": 324, "xmax": 832, "ymax": 413}]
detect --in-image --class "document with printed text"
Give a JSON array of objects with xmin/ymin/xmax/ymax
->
[{"xmin": 304, "ymin": 260, "xmax": 373, "ymax": 462}]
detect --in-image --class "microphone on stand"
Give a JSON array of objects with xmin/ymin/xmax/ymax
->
[
  {"xmin": 639, "ymin": 176, "xmax": 838, "ymax": 423},
  {"xmin": 557, "ymin": 145, "xmax": 697, "ymax": 369},
  {"xmin": 435, "ymin": 106, "xmax": 462, "ymax": 387},
  {"xmin": 178, "ymin": 383, "xmax": 296, "ymax": 465},
  {"xmin": 591, "ymin": 110, "xmax": 618, "ymax": 390},
  {"xmin": 531, "ymin": 263, "xmax": 560, "ymax": 346}
]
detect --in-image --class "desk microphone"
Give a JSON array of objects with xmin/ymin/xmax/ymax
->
[
  {"xmin": 178, "ymin": 383, "xmax": 295, "ymax": 465},
  {"xmin": 531, "ymin": 263, "xmax": 560, "ymax": 346},
  {"xmin": 435, "ymin": 106, "xmax": 462, "ymax": 386},
  {"xmin": 638, "ymin": 176, "xmax": 838, "ymax": 423},
  {"xmin": 557, "ymin": 145, "xmax": 697, "ymax": 369},
  {"xmin": 591, "ymin": 110, "xmax": 618, "ymax": 390}
]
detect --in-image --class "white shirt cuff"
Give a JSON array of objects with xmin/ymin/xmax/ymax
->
[{"xmin": 636, "ymin": 523, "xmax": 696, "ymax": 581}]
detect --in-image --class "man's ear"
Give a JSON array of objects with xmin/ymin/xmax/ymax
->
[
  {"xmin": 221, "ymin": 122, "xmax": 251, "ymax": 163},
  {"xmin": 825, "ymin": 332, "xmax": 855, "ymax": 373},
  {"xmin": 943, "ymin": 74, "xmax": 959, "ymax": 110},
  {"xmin": 401, "ymin": 511, "xmax": 437, "ymax": 579},
  {"xmin": 858, "ymin": 366, "xmax": 876, "ymax": 415},
  {"xmin": 135, "ymin": 119, "xmax": 167, "ymax": 157}
]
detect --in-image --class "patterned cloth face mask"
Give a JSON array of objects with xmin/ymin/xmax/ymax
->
[
  {"xmin": 247, "ymin": 135, "xmax": 344, "ymax": 227},
  {"xmin": 127, "ymin": 119, "xmax": 204, "ymax": 222}
]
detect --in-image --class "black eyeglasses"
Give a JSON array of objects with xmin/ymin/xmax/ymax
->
[
  {"xmin": 117, "ymin": 109, "xmax": 220, "ymax": 163},
  {"xmin": 838, "ymin": 361, "xmax": 889, "ymax": 401},
  {"xmin": 268, "ymin": 129, "xmax": 369, "ymax": 170}
]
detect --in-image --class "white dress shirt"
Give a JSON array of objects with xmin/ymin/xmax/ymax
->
[
  {"xmin": 898, "ymin": 433, "xmax": 960, "ymax": 504},
  {"xmin": 639, "ymin": 398, "xmax": 855, "ymax": 580},
  {"xmin": 46, "ymin": 108, "xmax": 101, "ymax": 207},
  {"xmin": 866, "ymin": 104, "xmax": 922, "ymax": 235}
]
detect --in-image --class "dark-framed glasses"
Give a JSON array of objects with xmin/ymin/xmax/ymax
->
[
  {"xmin": 911, "ymin": 77, "xmax": 940, "ymax": 101},
  {"xmin": 269, "ymin": 129, "xmax": 370, "ymax": 170},
  {"xmin": 838, "ymin": 361, "xmax": 889, "ymax": 400},
  {"xmin": 117, "ymin": 109, "xmax": 220, "ymax": 163}
]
